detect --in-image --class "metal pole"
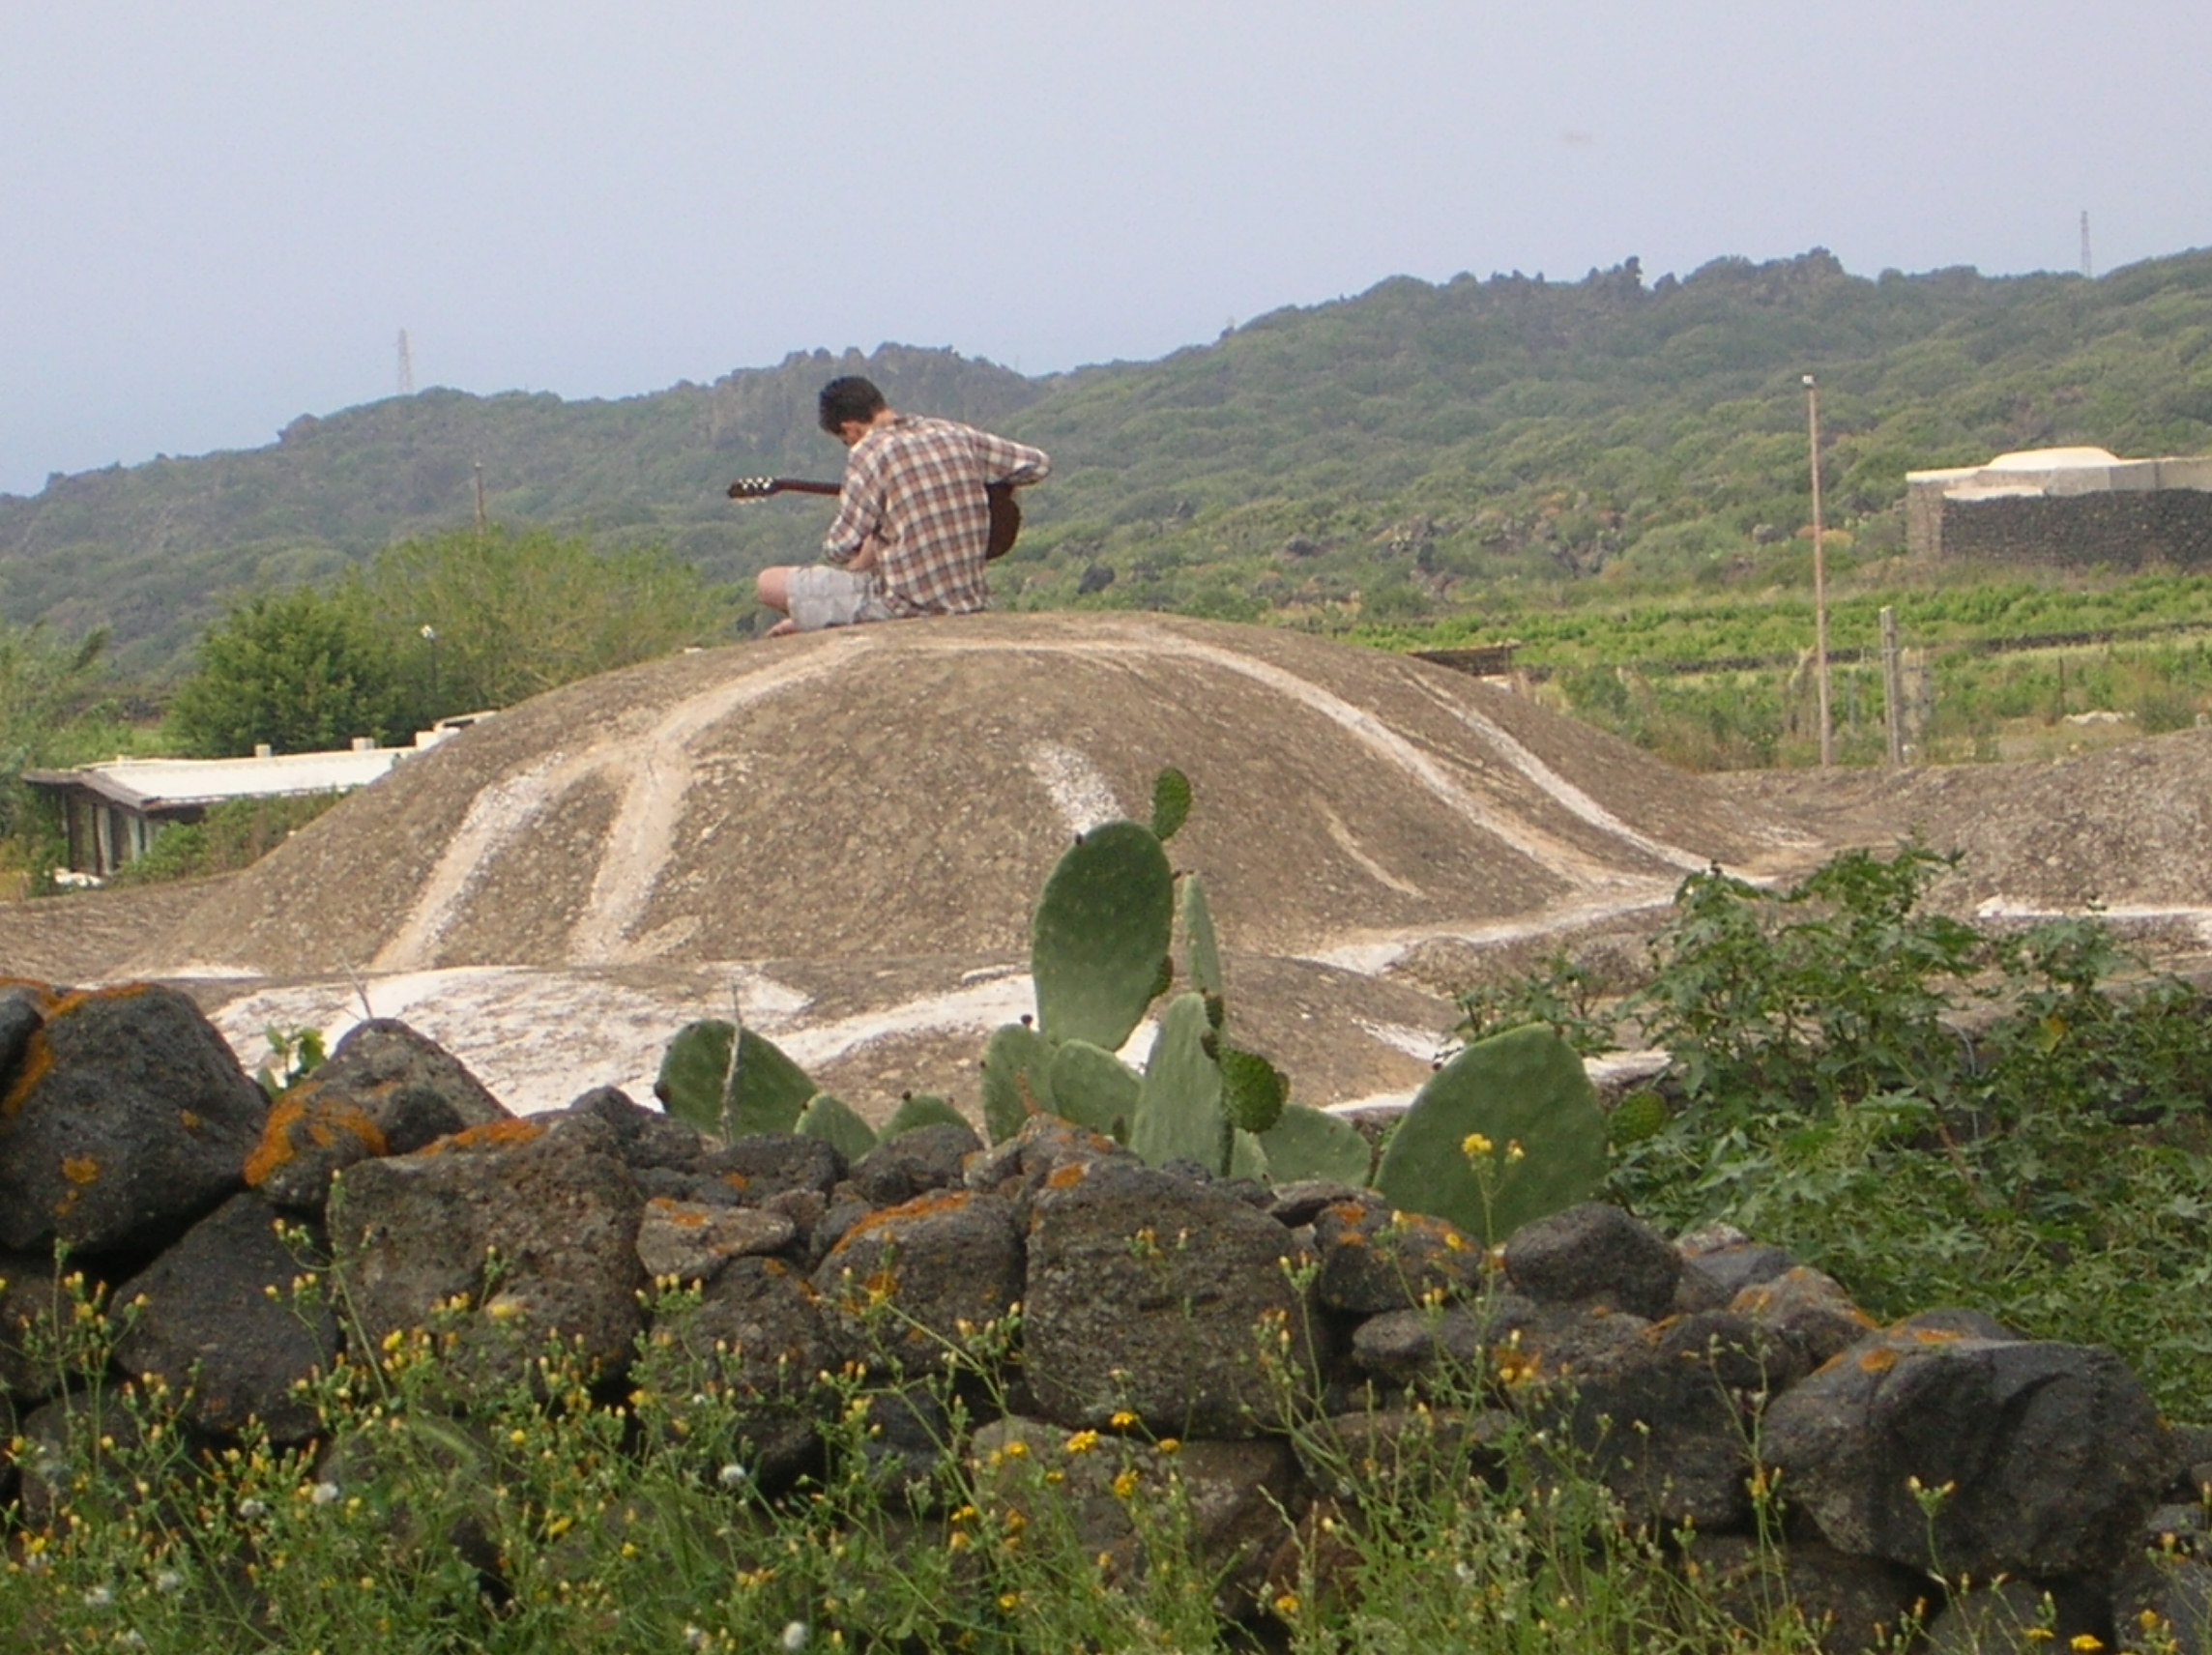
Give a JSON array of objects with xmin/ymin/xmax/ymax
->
[
  {"xmin": 1880, "ymin": 604, "xmax": 1906, "ymax": 766},
  {"xmin": 1804, "ymin": 374, "xmax": 1833, "ymax": 767},
  {"xmin": 474, "ymin": 462, "xmax": 487, "ymax": 533}
]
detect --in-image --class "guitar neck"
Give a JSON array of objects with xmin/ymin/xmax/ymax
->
[{"xmin": 768, "ymin": 479, "xmax": 841, "ymax": 497}]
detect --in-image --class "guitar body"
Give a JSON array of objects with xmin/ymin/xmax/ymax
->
[{"xmin": 728, "ymin": 477, "xmax": 1024, "ymax": 560}]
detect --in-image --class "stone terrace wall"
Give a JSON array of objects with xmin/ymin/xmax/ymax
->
[
  {"xmin": 1936, "ymin": 488, "xmax": 2212, "ymax": 569},
  {"xmin": 5, "ymin": 981, "xmax": 2212, "ymax": 1650}
]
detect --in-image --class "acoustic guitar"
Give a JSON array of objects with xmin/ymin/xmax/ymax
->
[{"xmin": 725, "ymin": 476, "xmax": 1023, "ymax": 561}]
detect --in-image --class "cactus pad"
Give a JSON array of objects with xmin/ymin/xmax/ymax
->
[
  {"xmin": 1218, "ymin": 1045, "xmax": 1288, "ymax": 1135},
  {"xmin": 1030, "ymin": 821, "xmax": 1176, "ymax": 1051},
  {"xmin": 980, "ymin": 1023, "xmax": 1055, "ymax": 1144},
  {"xmin": 1258, "ymin": 1103, "xmax": 1375, "ymax": 1187},
  {"xmin": 796, "ymin": 1092, "xmax": 878, "ymax": 1164},
  {"xmin": 1046, "ymin": 1038, "xmax": 1143, "ymax": 1139},
  {"xmin": 655, "ymin": 1018, "xmax": 817, "ymax": 1141},
  {"xmin": 883, "ymin": 1092, "xmax": 969, "ymax": 1141},
  {"xmin": 1150, "ymin": 767, "xmax": 1193, "ymax": 842},
  {"xmin": 1373, "ymin": 1025, "xmax": 1606, "ymax": 1244},
  {"xmin": 1127, "ymin": 992, "xmax": 1228, "ymax": 1173}
]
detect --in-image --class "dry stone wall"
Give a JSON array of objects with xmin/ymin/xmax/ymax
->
[
  {"xmin": 1933, "ymin": 489, "xmax": 2212, "ymax": 569},
  {"xmin": 1, "ymin": 979, "xmax": 2207, "ymax": 1648}
]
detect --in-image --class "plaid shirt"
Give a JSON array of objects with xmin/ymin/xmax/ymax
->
[{"xmin": 823, "ymin": 415, "xmax": 1051, "ymax": 616}]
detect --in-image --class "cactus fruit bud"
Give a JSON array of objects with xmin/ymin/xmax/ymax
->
[
  {"xmin": 1218, "ymin": 1045, "xmax": 1287, "ymax": 1135},
  {"xmin": 1150, "ymin": 768, "xmax": 1192, "ymax": 842}
]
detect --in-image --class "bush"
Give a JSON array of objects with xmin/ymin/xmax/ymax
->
[
  {"xmin": 1584, "ymin": 848, "xmax": 2212, "ymax": 1422},
  {"xmin": 109, "ymin": 793, "xmax": 347, "ymax": 886}
]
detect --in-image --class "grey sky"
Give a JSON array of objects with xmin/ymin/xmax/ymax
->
[{"xmin": 5, "ymin": 1, "xmax": 2208, "ymax": 498}]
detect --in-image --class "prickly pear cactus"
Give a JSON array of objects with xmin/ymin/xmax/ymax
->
[
  {"xmin": 980, "ymin": 1023, "xmax": 1055, "ymax": 1144},
  {"xmin": 1047, "ymin": 1039, "xmax": 1143, "ymax": 1139},
  {"xmin": 796, "ymin": 1092, "xmax": 878, "ymax": 1164},
  {"xmin": 1179, "ymin": 872, "xmax": 1226, "ymax": 1030},
  {"xmin": 1031, "ymin": 821, "xmax": 1175, "ymax": 1052},
  {"xmin": 1127, "ymin": 993, "xmax": 1229, "ymax": 1173},
  {"xmin": 1259, "ymin": 1102, "xmax": 1375, "ymax": 1187},
  {"xmin": 1229, "ymin": 1128, "xmax": 1270, "ymax": 1181},
  {"xmin": 883, "ymin": 1092, "xmax": 968, "ymax": 1141},
  {"xmin": 1373, "ymin": 1024, "xmax": 1606, "ymax": 1244},
  {"xmin": 655, "ymin": 1019, "xmax": 817, "ymax": 1142}
]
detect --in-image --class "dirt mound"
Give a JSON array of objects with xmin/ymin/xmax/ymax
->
[
  {"xmin": 1718, "ymin": 727, "xmax": 2212, "ymax": 933},
  {"xmin": 136, "ymin": 613, "xmax": 1806, "ymax": 980},
  {"xmin": 16, "ymin": 617, "xmax": 2212, "ymax": 1117}
]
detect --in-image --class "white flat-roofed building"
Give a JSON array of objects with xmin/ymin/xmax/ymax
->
[
  {"xmin": 25, "ymin": 719, "xmax": 484, "ymax": 879},
  {"xmin": 1906, "ymin": 448, "xmax": 2212, "ymax": 565}
]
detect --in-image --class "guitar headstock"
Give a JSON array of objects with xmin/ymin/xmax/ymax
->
[{"xmin": 726, "ymin": 476, "xmax": 781, "ymax": 500}]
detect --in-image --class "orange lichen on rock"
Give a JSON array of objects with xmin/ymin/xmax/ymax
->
[
  {"xmin": 834, "ymin": 1189, "xmax": 976, "ymax": 1248},
  {"xmin": 1859, "ymin": 1346, "xmax": 1900, "ymax": 1374},
  {"xmin": 421, "ymin": 1118, "xmax": 543, "ymax": 1156},
  {"xmin": 245, "ymin": 1089, "xmax": 390, "ymax": 1186},
  {"xmin": 245, "ymin": 1095, "xmax": 311, "ymax": 1184},
  {"xmin": 62, "ymin": 1156, "xmax": 99, "ymax": 1185},
  {"xmin": 647, "ymin": 1199, "xmax": 711, "ymax": 1229},
  {"xmin": 1043, "ymin": 1162, "xmax": 1089, "ymax": 1190},
  {"xmin": 4, "ymin": 1033, "xmax": 54, "ymax": 1117}
]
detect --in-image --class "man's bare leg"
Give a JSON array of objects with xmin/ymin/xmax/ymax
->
[{"xmin": 756, "ymin": 567, "xmax": 800, "ymax": 637}]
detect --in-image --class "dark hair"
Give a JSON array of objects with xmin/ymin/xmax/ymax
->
[{"xmin": 818, "ymin": 376, "xmax": 888, "ymax": 434}]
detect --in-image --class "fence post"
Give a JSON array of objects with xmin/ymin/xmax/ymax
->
[{"xmin": 1881, "ymin": 605, "xmax": 1906, "ymax": 767}]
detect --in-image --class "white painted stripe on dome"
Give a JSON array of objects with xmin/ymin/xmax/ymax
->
[
  {"xmin": 902, "ymin": 625, "xmax": 1651, "ymax": 889},
  {"xmin": 1400, "ymin": 672, "xmax": 1709, "ymax": 872},
  {"xmin": 373, "ymin": 638, "xmax": 878, "ymax": 971},
  {"xmin": 1024, "ymin": 741, "xmax": 1124, "ymax": 835}
]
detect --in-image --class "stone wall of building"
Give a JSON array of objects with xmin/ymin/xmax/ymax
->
[{"xmin": 1932, "ymin": 488, "xmax": 2212, "ymax": 568}]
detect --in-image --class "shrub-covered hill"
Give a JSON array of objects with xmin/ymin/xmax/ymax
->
[{"xmin": 8, "ymin": 247, "xmax": 2212, "ymax": 672}]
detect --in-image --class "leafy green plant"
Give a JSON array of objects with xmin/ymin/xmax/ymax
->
[
  {"xmin": 255, "ymin": 1023, "xmax": 328, "ymax": 1099},
  {"xmin": 1591, "ymin": 844, "xmax": 2212, "ymax": 1422}
]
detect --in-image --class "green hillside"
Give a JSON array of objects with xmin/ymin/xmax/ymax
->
[{"xmin": 7, "ymin": 247, "xmax": 2212, "ymax": 672}]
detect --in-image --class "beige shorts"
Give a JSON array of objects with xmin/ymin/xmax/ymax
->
[{"xmin": 785, "ymin": 565, "xmax": 896, "ymax": 632}]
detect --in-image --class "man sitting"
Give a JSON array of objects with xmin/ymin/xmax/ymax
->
[{"xmin": 755, "ymin": 376, "xmax": 1051, "ymax": 635}]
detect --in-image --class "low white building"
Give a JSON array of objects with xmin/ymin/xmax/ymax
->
[
  {"xmin": 25, "ymin": 721, "xmax": 481, "ymax": 879},
  {"xmin": 1906, "ymin": 447, "xmax": 2212, "ymax": 565}
]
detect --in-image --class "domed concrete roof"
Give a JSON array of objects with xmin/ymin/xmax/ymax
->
[
  {"xmin": 141, "ymin": 613, "xmax": 1802, "ymax": 981},
  {"xmin": 117, "ymin": 614, "xmax": 1826, "ymax": 1119}
]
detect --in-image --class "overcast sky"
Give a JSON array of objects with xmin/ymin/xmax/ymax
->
[{"xmin": 5, "ymin": 1, "xmax": 2208, "ymax": 498}]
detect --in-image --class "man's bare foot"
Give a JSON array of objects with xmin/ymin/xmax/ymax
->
[{"xmin": 767, "ymin": 618, "xmax": 799, "ymax": 638}]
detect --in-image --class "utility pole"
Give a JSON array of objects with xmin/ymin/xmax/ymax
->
[
  {"xmin": 1804, "ymin": 374, "xmax": 1833, "ymax": 767},
  {"xmin": 474, "ymin": 462, "xmax": 487, "ymax": 533},
  {"xmin": 2081, "ymin": 211, "xmax": 2094, "ymax": 279},
  {"xmin": 1880, "ymin": 605, "xmax": 1906, "ymax": 766},
  {"xmin": 397, "ymin": 329, "xmax": 415, "ymax": 395}
]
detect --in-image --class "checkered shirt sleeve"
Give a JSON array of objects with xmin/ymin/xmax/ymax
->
[{"xmin": 823, "ymin": 417, "xmax": 1050, "ymax": 617}]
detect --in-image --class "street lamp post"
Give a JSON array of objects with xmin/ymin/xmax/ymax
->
[
  {"xmin": 421, "ymin": 624, "xmax": 440, "ymax": 714},
  {"xmin": 1804, "ymin": 374, "xmax": 1833, "ymax": 768}
]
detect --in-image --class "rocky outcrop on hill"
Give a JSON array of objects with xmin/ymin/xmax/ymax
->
[{"xmin": 0, "ymin": 986, "xmax": 2199, "ymax": 1648}]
